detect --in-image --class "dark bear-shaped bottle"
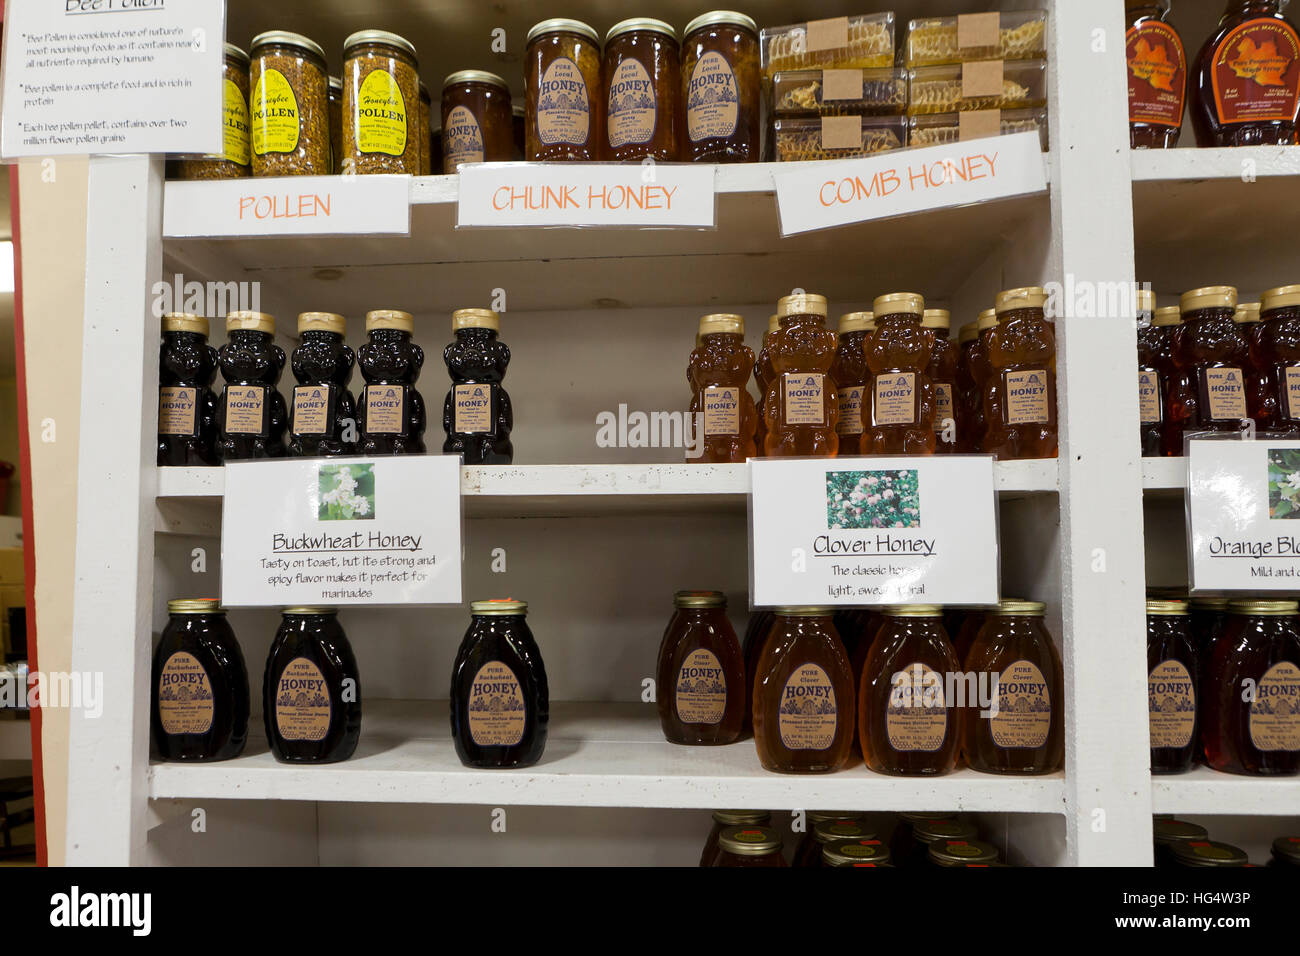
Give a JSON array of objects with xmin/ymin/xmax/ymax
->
[
  {"xmin": 289, "ymin": 311, "xmax": 357, "ymax": 458},
  {"xmin": 158, "ymin": 312, "xmax": 220, "ymax": 466},
  {"xmin": 357, "ymin": 309, "xmax": 426, "ymax": 455},
  {"xmin": 217, "ymin": 310, "xmax": 288, "ymax": 460},
  {"xmin": 442, "ymin": 308, "xmax": 513, "ymax": 465}
]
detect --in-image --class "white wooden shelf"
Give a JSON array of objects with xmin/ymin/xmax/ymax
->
[
  {"xmin": 1142, "ymin": 457, "xmax": 1185, "ymax": 494},
  {"xmin": 0, "ymin": 721, "xmax": 33, "ymax": 761},
  {"xmin": 1151, "ymin": 766, "xmax": 1300, "ymax": 816},
  {"xmin": 148, "ymin": 700, "xmax": 1066, "ymax": 813}
]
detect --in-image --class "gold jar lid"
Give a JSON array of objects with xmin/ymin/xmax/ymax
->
[
  {"xmin": 162, "ymin": 312, "xmax": 209, "ymax": 336},
  {"xmin": 873, "ymin": 292, "xmax": 925, "ymax": 318},
  {"xmin": 929, "ymin": 838, "xmax": 999, "ymax": 866},
  {"xmin": 995, "ymin": 286, "xmax": 1048, "ymax": 314},
  {"xmin": 921, "ymin": 308, "xmax": 951, "ymax": 330},
  {"xmin": 884, "ymin": 605, "xmax": 943, "ymax": 618},
  {"xmin": 298, "ymin": 312, "xmax": 346, "ymax": 335},
  {"xmin": 823, "ymin": 840, "xmax": 891, "ymax": 866},
  {"xmin": 224, "ymin": 43, "xmax": 250, "ymax": 66},
  {"xmin": 1271, "ymin": 836, "xmax": 1300, "ymax": 864},
  {"xmin": 1262, "ymin": 285, "xmax": 1300, "ymax": 313},
  {"xmin": 900, "ymin": 811, "xmax": 953, "ymax": 824},
  {"xmin": 767, "ymin": 314, "xmax": 780, "ymax": 334},
  {"xmin": 251, "ymin": 31, "xmax": 327, "ymax": 63},
  {"xmin": 718, "ymin": 825, "xmax": 782, "ymax": 856},
  {"xmin": 813, "ymin": 819, "xmax": 877, "ymax": 844},
  {"xmin": 685, "ymin": 11, "xmax": 759, "ymax": 36},
  {"xmin": 778, "ymin": 293, "xmax": 828, "ymax": 319},
  {"xmin": 977, "ymin": 308, "xmax": 999, "ymax": 331},
  {"xmin": 1170, "ymin": 840, "xmax": 1249, "ymax": 867},
  {"xmin": 1180, "ymin": 286, "xmax": 1237, "ymax": 313},
  {"xmin": 711, "ymin": 809, "xmax": 771, "ymax": 826},
  {"xmin": 1189, "ymin": 596, "xmax": 1228, "ymax": 611},
  {"xmin": 914, "ymin": 819, "xmax": 978, "ymax": 843},
  {"xmin": 996, "ymin": 599, "xmax": 1046, "ymax": 616},
  {"xmin": 443, "ymin": 70, "xmax": 509, "ymax": 92},
  {"xmin": 1135, "ymin": 288, "xmax": 1157, "ymax": 313},
  {"xmin": 366, "ymin": 309, "xmax": 414, "ymax": 333},
  {"xmin": 343, "ymin": 30, "xmax": 418, "ymax": 61},
  {"xmin": 1227, "ymin": 599, "xmax": 1298, "ymax": 616},
  {"xmin": 226, "ymin": 310, "xmax": 276, "ymax": 334},
  {"xmin": 1234, "ymin": 302, "xmax": 1262, "ymax": 324},
  {"xmin": 838, "ymin": 312, "xmax": 875, "ymax": 334},
  {"xmin": 453, "ymin": 308, "xmax": 500, "ymax": 332},
  {"xmin": 1153, "ymin": 818, "xmax": 1208, "ymax": 845},
  {"xmin": 1153, "ymin": 306, "xmax": 1183, "ymax": 327},
  {"xmin": 470, "ymin": 599, "xmax": 528, "ymax": 616},
  {"xmin": 957, "ymin": 322, "xmax": 978, "ymax": 344},
  {"xmin": 527, "ymin": 18, "xmax": 600, "ymax": 45},
  {"xmin": 1146, "ymin": 600, "xmax": 1189, "ymax": 616},
  {"xmin": 775, "ymin": 606, "xmax": 833, "ymax": 617},
  {"xmin": 607, "ymin": 18, "xmax": 678, "ymax": 42},
  {"xmin": 282, "ymin": 607, "xmax": 337, "ymax": 615},
  {"xmin": 698, "ymin": 313, "xmax": 743, "ymax": 337},
  {"xmin": 167, "ymin": 598, "xmax": 223, "ymax": 615},
  {"xmin": 808, "ymin": 810, "xmax": 867, "ymax": 824},
  {"xmin": 674, "ymin": 590, "xmax": 726, "ymax": 608}
]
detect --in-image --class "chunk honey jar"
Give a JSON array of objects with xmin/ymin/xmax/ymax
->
[
  {"xmin": 656, "ymin": 590, "xmax": 745, "ymax": 745},
  {"xmin": 526, "ymin": 19, "xmax": 603, "ymax": 161},
  {"xmin": 441, "ymin": 70, "xmax": 514, "ymax": 172},
  {"xmin": 603, "ymin": 18, "xmax": 682, "ymax": 162},
  {"xmin": 682, "ymin": 11, "xmax": 761, "ymax": 163},
  {"xmin": 687, "ymin": 313, "xmax": 757, "ymax": 463}
]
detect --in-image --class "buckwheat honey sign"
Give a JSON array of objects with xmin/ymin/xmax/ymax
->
[
  {"xmin": 221, "ymin": 456, "xmax": 462, "ymax": 606},
  {"xmin": 749, "ymin": 457, "xmax": 998, "ymax": 606}
]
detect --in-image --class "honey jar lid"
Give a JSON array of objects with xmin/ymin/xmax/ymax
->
[
  {"xmin": 685, "ymin": 11, "xmax": 759, "ymax": 36},
  {"xmin": 775, "ymin": 606, "xmax": 833, "ymax": 617},
  {"xmin": 698, "ymin": 313, "xmax": 744, "ymax": 336},
  {"xmin": 1227, "ymin": 599, "xmax": 1298, "ymax": 616},
  {"xmin": 958, "ymin": 321, "xmax": 978, "ymax": 344},
  {"xmin": 1233, "ymin": 302, "xmax": 1261, "ymax": 324},
  {"xmin": 162, "ymin": 312, "xmax": 209, "ymax": 336},
  {"xmin": 884, "ymin": 605, "xmax": 943, "ymax": 618},
  {"xmin": 808, "ymin": 810, "xmax": 868, "ymax": 824},
  {"xmin": 711, "ymin": 809, "xmax": 771, "ymax": 826},
  {"xmin": 251, "ymin": 31, "xmax": 327, "ymax": 63},
  {"xmin": 823, "ymin": 840, "xmax": 891, "ymax": 866},
  {"xmin": 281, "ymin": 607, "xmax": 338, "ymax": 615},
  {"xmin": 512, "ymin": 103, "xmax": 525, "ymax": 118},
  {"xmin": 1262, "ymin": 285, "xmax": 1300, "ymax": 313},
  {"xmin": 995, "ymin": 286, "xmax": 1048, "ymax": 314},
  {"xmin": 226, "ymin": 310, "xmax": 276, "ymax": 334},
  {"xmin": 929, "ymin": 839, "xmax": 1000, "ymax": 866},
  {"xmin": 767, "ymin": 314, "xmax": 780, "ymax": 334},
  {"xmin": 718, "ymin": 825, "xmax": 782, "ymax": 856},
  {"xmin": 995, "ymin": 599, "xmax": 1046, "ymax": 616},
  {"xmin": 297, "ymin": 312, "xmax": 346, "ymax": 335},
  {"xmin": 366, "ymin": 309, "xmax": 415, "ymax": 332},
  {"xmin": 1153, "ymin": 306, "xmax": 1183, "ymax": 327},
  {"xmin": 1180, "ymin": 286, "xmax": 1237, "ymax": 313},
  {"xmin": 453, "ymin": 308, "xmax": 500, "ymax": 332},
  {"xmin": 778, "ymin": 292, "xmax": 828, "ymax": 318},
  {"xmin": 1146, "ymin": 599, "xmax": 1188, "ymax": 616},
  {"xmin": 977, "ymin": 308, "xmax": 999, "ymax": 331},
  {"xmin": 921, "ymin": 308, "xmax": 950, "ymax": 330},
  {"xmin": 1135, "ymin": 288, "xmax": 1157, "ymax": 313},
  {"xmin": 344, "ymin": 30, "xmax": 418, "ymax": 61},
  {"xmin": 329, "ymin": 76, "xmax": 343, "ymax": 94},
  {"xmin": 607, "ymin": 18, "xmax": 678, "ymax": 42},
  {"xmin": 443, "ymin": 70, "xmax": 509, "ymax": 92},
  {"xmin": 469, "ymin": 599, "xmax": 528, "ymax": 616},
  {"xmin": 526, "ymin": 18, "xmax": 600, "ymax": 45},
  {"xmin": 813, "ymin": 819, "xmax": 878, "ymax": 844},
  {"xmin": 1271, "ymin": 836, "xmax": 1300, "ymax": 864},
  {"xmin": 838, "ymin": 312, "xmax": 875, "ymax": 334},
  {"xmin": 1170, "ymin": 840, "xmax": 1249, "ymax": 867},
  {"xmin": 167, "ymin": 598, "xmax": 223, "ymax": 615},
  {"xmin": 1188, "ymin": 595, "xmax": 1226, "ymax": 609},
  {"xmin": 1153, "ymin": 818, "xmax": 1209, "ymax": 845},
  {"xmin": 914, "ymin": 819, "xmax": 978, "ymax": 843},
  {"xmin": 673, "ymin": 590, "xmax": 726, "ymax": 608},
  {"xmin": 224, "ymin": 43, "xmax": 250, "ymax": 66},
  {"xmin": 873, "ymin": 292, "xmax": 925, "ymax": 318}
]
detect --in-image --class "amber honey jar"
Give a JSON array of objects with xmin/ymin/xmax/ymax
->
[
  {"xmin": 603, "ymin": 19, "xmax": 682, "ymax": 162},
  {"xmin": 924, "ymin": 309, "xmax": 958, "ymax": 453},
  {"xmin": 1153, "ymin": 817, "xmax": 1209, "ymax": 867},
  {"xmin": 740, "ymin": 608, "xmax": 775, "ymax": 735},
  {"xmin": 1127, "ymin": 1, "xmax": 1187, "ymax": 149},
  {"xmin": 830, "ymin": 312, "xmax": 874, "ymax": 457},
  {"xmin": 763, "ymin": 293, "xmax": 840, "ymax": 458},
  {"xmin": 687, "ymin": 314, "xmax": 757, "ymax": 463},
  {"xmin": 1146, "ymin": 600, "xmax": 1199, "ymax": 774},
  {"xmin": 806, "ymin": 819, "xmax": 879, "ymax": 867},
  {"xmin": 753, "ymin": 314, "xmax": 779, "ymax": 455},
  {"xmin": 965, "ymin": 309, "xmax": 999, "ymax": 453},
  {"xmin": 928, "ymin": 838, "xmax": 1000, "ymax": 867},
  {"xmin": 983, "ymin": 287, "xmax": 1057, "ymax": 461},
  {"xmin": 889, "ymin": 811, "xmax": 954, "ymax": 864},
  {"xmin": 713, "ymin": 826, "xmax": 786, "ymax": 866},
  {"xmin": 682, "ymin": 11, "xmax": 761, "ymax": 162},
  {"xmin": 526, "ymin": 19, "xmax": 603, "ymax": 161},
  {"xmin": 1170, "ymin": 840, "xmax": 1250, "ymax": 867},
  {"xmin": 790, "ymin": 810, "xmax": 867, "ymax": 866},
  {"xmin": 863, "ymin": 293, "xmax": 936, "ymax": 455},
  {"xmin": 1162, "ymin": 286, "xmax": 1249, "ymax": 455},
  {"xmin": 954, "ymin": 321, "xmax": 979, "ymax": 452},
  {"xmin": 656, "ymin": 590, "xmax": 746, "ymax": 746},
  {"xmin": 1233, "ymin": 301, "xmax": 1276, "ymax": 424},
  {"xmin": 905, "ymin": 818, "xmax": 979, "ymax": 868},
  {"xmin": 1190, "ymin": 595, "xmax": 1228, "ymax": 655},
  {"xmin": 1139, "ymin": 301, "xmax": 1182, "ymax": 456},
  {"xmin": 699, "ymin": 809, "xmax": 771, "ymax": 866},
  {"xmin": 1257, "ymin": 285, "xmax": 1300, "ymax": 436},
  {"xmin": 441, "ymin": 70, "xmax": 514, "ymax": 173},
  {"xmin": 823, "ymin": 840, "xmax": 892, "ymax": 867}
]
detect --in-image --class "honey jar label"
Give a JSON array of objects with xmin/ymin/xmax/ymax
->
[
  {"xmin": 675, "ymin": 648, "xmax": 727, "ymax": 725},
  {"xmin": 874, "ymin": 372, "xmax": 918, "ymax": 426},
  {"xmin": 365, "ymin": 385, "xmax": 407, "ymax": 436},
  {"xmin": 223, "ymin": 77, "xmax": 251, "ymax": 166},
  {"xmin": 224, "ymin": 385, "xmax": 267, "ymax": 436},
  {"xmin": 1138, "ymin": 371, "xmax": 1163, "ymax": 424},
  {"xmin": 158, "ymin": 386, "xmax": 199, "ymax": 437},
  {"xmin": 703, "ymin": 386, "xmax": 741, "ymax": 436},
  {"xmin": 1249, "ymin": 661, "xmax": 1300, "ymax": 752},
  {"xmin": 1211, "ymin": 19, "xmax": 1300, "ymax": 125},
  {"xmin": 1004, "ymin": 369, "xmax": 1050, "ymax": 425},
  {"xmin": 933, "ymin": 383, "xmax": 955, "ymax": 433},
  {"xmin": 885, "ymin": 663, "xmax": 949, "ymax": 753},
  {"xmin": 1127, "ymin": 21, "xmax": 1187, "ymax": 128},
  {"xmin": 778, "ymin": 663, "xmax": 838, "ymax": 751},
  {"xmin": 358, "ymin": 69, "xmax": 409, "ymax": 157},
  {"xmin": 538, "ymin": 57, "xmax": 591, "ymax": 147},
  {"xmin": 444, "ymin": 105, "xmax": 485, "ymax": 167},
  {"xmin": 251, "ymin": 68, "xmax": 300, "ymax": 155},
  {"xmin": 607, "ymin": 58, "xmax": 657, "ymax": 148},
  {"xmin": 990, "ymin": 659, "xmax": 1052, "ymax": 749},
  {"xmin": 1201, "ymin": 367, "xmax": 1247, "ymax": 422},
  {"xmin": 275, "ymin": 657, "xmax": 332, "ymax": 742},
  {"xmin": 292, "ymin": 385, "xmax": 335, "ymax": 436},
  {"xmin": 454, "ymin": 384, "xmax": 495, "ymax": 435},
  {"xmin": 468, "ymin": 660, "xmax": 527, "ymax": 746},
  {"xmin": 157, "ymin": 651, "xmax": 214, "ymax": 736},
  {"xmin": 687, "ymin": 51, "xmax": 740, "ymax": 142},
  {"xmin": 1148, "ymin": 659, "xmax": 1196, "ymax": 749},
  {"xmin": 1283, "ymin": 365, "xmax": 1300, "ymax": 421},
  {"xmin": 784, "ymin": 373, "xmax": 827, "ymax": 426},
  {"xmin": 836, "ymin": 386, "xmax": 865, "ymax": 436}
]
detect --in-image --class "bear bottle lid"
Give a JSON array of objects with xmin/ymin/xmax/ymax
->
[
  {"xmin": 298, "ymin": 312, "xmax": 346, "ymax": 335},
  {"xmin": 977, "ymin": 308, "xmax": 999, "ymax": 331},
  {"xmin": 366, "ymin": 309, "xmax": 414, "ymax": 333},
  {"xmin": 162, "ymin": 313, "xmax": 209, "ymax": 336},
  {"xmin": 226, "ymin": 311, "xmax": 276, "ymax": 335},
  {"xmin": 453, "ymin": 308, "xmax": 499, "ymax": 332},
  {"xmin": 778, "ymin": 292, "xmax": 828, "ymax": 318},
  {"xmin": 1135, "ymin": 288, "xmax": 1157, "ymax": 313},
  {"xmin": 874, "ymin": 292, "xmax": 925, "ymax": 318},
  {"xmin": 1233, "ymin": 302, "xmax": 1261, "ymax": 324},
  {"xmin": 698, "ymin": 314, "xmax": 744, "ymax": 337},
  {"xmin": 995, "ymin": 286, "xmax": 1047, "ymax": 314},
  {"xmin": 839, "ymin": 312, "xmax": 875, "ymax": 334},
  {"xmin": 1262, "ymin": 285, "xmax": 1300, "ymax": 313},
  {"xmin": 1180, "ymin": 286, "xmax": 1237, "ymax": 313},
  {"xmin": 1153, "ymin": 306, "xmax": 1183, "ymax": 327},
  {"xmin": 922, "ymin": 308, "xmax": 950, "ymax": 330}
]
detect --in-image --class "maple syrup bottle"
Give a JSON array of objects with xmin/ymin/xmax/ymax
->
[
  {"xmin": 752, "ymin": 608, "xmax": 854, "ymax": 773},
  {"xmin": 1147, "ymin": 599, "xmax": 1200, "ymax": 774},
  {"xmin": 1257, "ymin": 285, "xmax": 1300, "ymax": 436},
  {"xmin": 1163, "ymin": 286, "xmax": 1249, "ymax": 455},
  {"xmin": 264, "ymin": 608, "xmax": 361, "ymax": 763},
  {"xmin": 656, "ymin": 591, "xmax": 746, "ymax": 745},
  {"xmin": 217, "ymin": 311, "xmax": 288, "ymax": 460},
  {"xmin": 831, "ymin": 312, "xmax": 874, "ymax": 457},
  {"xmin": 864, "ymin": 293, "xmax": 936, "ymax": 456},
  {"xmin": 687, "ymin": 314, "xmax": 757, "ymax": 463},
  {"xmin": 158, "ymin": 313, "xmax": 220, "ymax": 466},
  {"xmin": 1192, "ymin": 0, "xmax": 1300, "ymax": 147},
  {"xmin": 358, "ymin": 310, "xmax": 426, "ymax": 455},
  {"xmin": 859, "ymin": 606, "xmax": 960, "ymax": 776},
  {"xmin": 924, "ymin": 309, "xmax": 959, "ymax": 454},
  {"xmin": 964, "ymin": 600, "xmax": 1064, "ymax": 775},
  {"xmin": 152, "ymin": 599, "xmax": 249, "ymax": 762},
  {"xmin": 1127, "ymin": 0, "xmax": 1187, "ymax": 148},
  {"xmin": 712, "ymin": 826, "xmax": 787, "ymax": 867},
  {"xmin": 1137, "ymin": 290, "xmax": 1166, "ymax": 456},
  {"xmin": 764, "ymin": 293, "xmax": 840, "ymax": 458},
  {"xmin": 450, "ymin": 600, "xmax": 549, "ymax": 769},
  {"xmin": 288, "ymin": 312, "xmax": 357, "ymax": 458},
  {"xmin": 954, "ymin": 322, "xmax": 980, "ymax": 453},
  {"xmin": 442, "ymin": 308, "xmax": 513, "ymax": 465},
  {"xmin": 700, "ymin": 810, "xmax": 771, "ymax": 866},
  {"xmin": 753, "ymin": 314, "xmax": 779, "ymax": 456},
  {"xmin": 1202, "ymin": 599, "xmax": 1300, "ymax": 775},
  {"xmin": 982, "ymin": 288, "xmax": 1057, "ymax": 461}
]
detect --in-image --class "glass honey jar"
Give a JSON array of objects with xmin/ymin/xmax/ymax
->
[
  {"xmin": 603, "ymin": 18, "xmax": 682, "ymax": 162},
  {"xmin": 924, "ymin": 309, "xmax": 958, "ymax": 453},
  {"xmin": 830, "ymin": 312, "xmax": 874, "ymax": 457},
  {"xmin": 441, "ymin": 70, "xmax": 514, "ymax": 172},
  {"xmin": 1163, "ymin": 286, "xmax": 1249, "ymax": 455},
  {"xmin": 713, "ymin": 825, "xmax": 786, "ymax": 866},
  {"xmin": 687, "ymin": 314, "xmax": 757, "ymax": 463},
  {"xmin": 656, "ymin": 590, "xmax": 746, "ymax": 746},
  {"xmin": 763, "ymin": 293, "xmax": 840, "ymax": 457},
  {"xmin": 1169, "ymin": 840, "xmax": 1250, "ymax": 867},
  {"xmin": 864, "ymin": 293, "xmax": 936, "ymax": 455},
  {"xmin": 966, "ymin": 309, "xmax": 999, "ymax": 454},
  {"xmin": 1139, "ymin": 301, "xmax": 1182, "ymax": 456},
  {"xmin": 753, "ymin": 314, "xmax": 779, "ymax": 455},
  {"xmin": 928, "ymin": 838, "xmax": 1000, "ymax": 867},
  {"xmin": 889, "ymin": 811, "xmax": 955, "ymax": 864},
  {"xmin": 526, "ymin": 19, "xmax": 603, "ymax": 161},
  {"xmin": 982, "ymin": 287, "xmax": 1057, "ymax": 461},
  {"xmin": 263, "ymin": 607, "xmax": 361, "ymax": 764},
  {"xmin": 1257, "ymin": 285, "xmax": 1300, "ymax": 436},
  {"xmin": 682, "ymin": 11, "xmax": 761, "ymax": 162},
  {"xmin": 823, "ymin": 840, "xmax": 891, "ymax": 867},
  {"xmin": 905, "ymin": 818, "xmax": 979, "ymax": 868},
  {"xmin": 790, "ymin": 810, "xmax": 868, "ymax": 866},
  {"xmin": 700, "ymin": 809, "xmax": 771, "ymax": 866},
  {"xmin": 1153, "ymin": 817, "xmax": 1209, "ymax": 867},
  {"xmin": 1146, "ymin": 599, "xmax": 1199, "ymax": 774}
]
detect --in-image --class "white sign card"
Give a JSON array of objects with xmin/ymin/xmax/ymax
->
[
  {"xmin": 457, "ymin": 163, "xmax": 717, "ymax": 228},
  {"xmin": 1188, "ymin": 438, "xmax": 1300, "ymax": 591},
  {"xmin": 772, "ymin": 131, "xmax": 1047, "ymax": 236},
  {"xmin": 163, "ymin": 174, "xmax": 412, "ymax": 237},
  {"xmin": 1, "ymin": 0, "xmax": 226, "ymax": 158},
  {"xmin": 749, "ymin": 457, "xmax": 999, "ymax": 607},
  {"xmin": 221, "ymin": 456, "xmax": 463, "ymax": 607}
]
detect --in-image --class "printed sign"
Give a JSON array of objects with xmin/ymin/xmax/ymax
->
[
  {"xmin": 749, "ymin": 457, "xmax": 999, "ymax": 606},
  {"xmin": 221, "ymin": 456, "xmax": 462, "ymax": 606},
  {"xmin": 164, "ymin": 175, "xmax": 411, "ymax": 237}
]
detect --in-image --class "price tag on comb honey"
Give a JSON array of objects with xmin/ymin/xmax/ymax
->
[{"xmin": 748, "ymin": 457, "xmax": 999, "ymax": 607}]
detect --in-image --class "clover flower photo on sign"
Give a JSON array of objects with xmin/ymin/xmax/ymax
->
[
  {"xmin": 318, "ymin": 464, "xmax": 376, "ymax": 521},
  {"xmin": 826, "ymin": 470, "xmax": 920, "ymax": 530},
  {"xmin": 1268, "ymin": 449, "xmax": 1300, "ymax": 520}
]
